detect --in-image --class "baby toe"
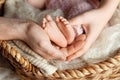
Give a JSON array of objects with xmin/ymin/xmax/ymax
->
[
  {"xmin": 46, "ymin": 15, "xmax": 53, "ymax": 22},
  {"xmin": 42, "ymin": 18, "xmax": 47, "ymax": 28}
]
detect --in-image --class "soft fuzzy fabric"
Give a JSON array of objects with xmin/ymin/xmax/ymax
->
[
  {"xmin": 83, "ymin": 24, "xmax": 120, "ymax": 63},
  {"xmin": 109, "ymin": 4, "xmax": 120, "ymax": 26},
  {"xmin": 46, "ymin": 0, "xmax": 99, "ymax": 19},
  {"xmin": 4, "ymin": 0, "xmax": 64, "ymax": 25},
  {"xmin": 1, "ymin": 0, "xmax": 120, "ymax": 77}
]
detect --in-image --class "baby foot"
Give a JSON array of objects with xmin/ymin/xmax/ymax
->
[
  {"xmin": 42, "ymin": 15, "xmax": 67, "ymax": 47},
  {"xmin": 56, "ymin": 16, "xmax": 76, "ymax": 45}
]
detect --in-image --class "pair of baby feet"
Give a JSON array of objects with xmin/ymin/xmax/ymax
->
[
  {"xmin": 42, "ymin": 15, "xmax": 86, "ymax": 58},
  {"xmin": 42, "ymin": 15, "xmax": 76, "ymax": 47}
]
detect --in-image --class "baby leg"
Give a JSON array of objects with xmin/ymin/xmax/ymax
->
[
  {"xmin": 42, "ymin": 15, "xmax": 67, "ymax": 47},
  {"xmin": 56, "ymin": 16, "xmax": 76, "ymax": 44}
]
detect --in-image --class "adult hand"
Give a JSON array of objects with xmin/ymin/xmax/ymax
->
[
  {"xmin": 0, "ymin": 17, "xmax": 65, "ymax": 60},
  {"xmin": 22, "ymin": 21, "xmax": 66, "ymax": 60},
  {"xmin": 67, "ymin": 0, "xmax": 119, "ymax": 60}
]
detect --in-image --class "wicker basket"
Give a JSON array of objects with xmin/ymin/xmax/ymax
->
[
  {"xmin": 1, "ymin": 0, "xmax": 120, "ymax": 79},
  {"xmin": 1, "ymin": 40, "xmax": 120, "ymax": 80}
]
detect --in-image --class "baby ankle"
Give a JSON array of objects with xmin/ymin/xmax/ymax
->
[{"xmin": 72, "ymin": 25, "xmax": 84, "ymax": 36}]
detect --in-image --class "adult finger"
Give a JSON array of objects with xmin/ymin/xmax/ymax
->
[
  {"xmin": 67, "ymin": 33, "xmax": 93, "ymax": 61},
  {"xmin": 75, "ymin": 34, "xmax": 86, "ymax": 41},
  {"xmin": 67, "ymin": 35, "xmax": 93, "ymax": 61},
  {"xmin": 67, "ymin": 48, "xmax": 85, "ymax": 61},
  {"xmin": 40, "ymin": 43, "xmax": 66, "ymax": 60},
  {"xmin": 67, "ymin": 29, "xmax": 97, "ymax": 61},
  {"xmin": 67, "ymin": 40, "xmax": 85, "ymax": 56}
]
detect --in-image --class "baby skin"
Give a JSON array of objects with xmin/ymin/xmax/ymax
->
[{"xmin": 42, "ymin": 15, "xmax": 86, "ymax": 57}]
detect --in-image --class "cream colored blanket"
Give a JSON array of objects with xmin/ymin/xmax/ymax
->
[{"xmin": 1, "ymin": 0, "xmax": 120, "ymax": 78}]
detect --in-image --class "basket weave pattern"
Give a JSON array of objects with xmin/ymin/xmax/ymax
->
[
  {"xmin": 1, "ymin": 0, "xmax": 120, "ymax": 79},
  {"xmin": 1, "ymin": 40, "xmax": 120, "ymax": 80}
]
